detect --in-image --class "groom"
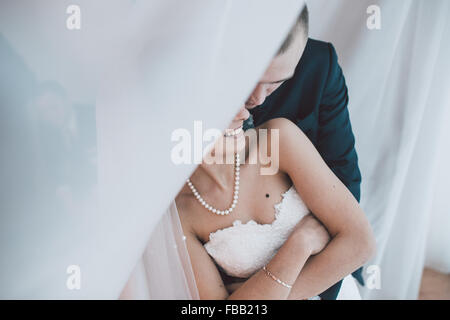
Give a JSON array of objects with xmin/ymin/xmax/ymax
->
[{"xmin": 243, "ymin": 5, "xmax": 363, "ymax": 300}]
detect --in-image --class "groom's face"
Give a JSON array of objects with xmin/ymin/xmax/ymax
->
[{"xmin": 245, "ymin": 33, "xmax": 307, "ymax": 109}]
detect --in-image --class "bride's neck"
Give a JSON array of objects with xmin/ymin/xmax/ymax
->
[
  {"xmin": 192, "ymin": 160, "xmax": 235, "ymax": 192},
  {"xmin": 190, "ymin": 138, "xmax": 250, "ymax": 193}
]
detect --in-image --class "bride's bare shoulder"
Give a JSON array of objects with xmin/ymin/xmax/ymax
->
[
  {"xmin": 175, "ymin": 189, "xmax": 198, "ymax": 230},
  {"xmin": 255, "ymin": 117, "xmax": 307, "ymax": 147},
  {"xmin": 258, "ymin": 117, "xmax": 301, "ymax": 133}
]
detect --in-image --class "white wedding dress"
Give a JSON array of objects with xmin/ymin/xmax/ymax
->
[{"xmin": 204, "ymin": 185, "xmax": 361, "ymax": 300}]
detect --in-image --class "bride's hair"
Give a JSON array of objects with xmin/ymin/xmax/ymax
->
[{"xmin": 277, "ymin": 4, "xmax": 309, "ymax": 55}]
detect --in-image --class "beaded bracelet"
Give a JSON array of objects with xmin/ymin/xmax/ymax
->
[{"xmin": 262, "ymin": 265, "xmax": 293, "ymax": 289}]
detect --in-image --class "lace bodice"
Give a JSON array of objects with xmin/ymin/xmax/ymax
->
[{"xmin": 204, "ymin": 185, "xmax": 309, "ymax": 278}]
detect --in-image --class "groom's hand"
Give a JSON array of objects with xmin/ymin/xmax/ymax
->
[{"xmin": 290, "ymin": 214, "xmax": 331, "ymax": 256}]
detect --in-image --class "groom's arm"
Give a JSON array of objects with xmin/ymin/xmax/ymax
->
[{"xmin": 316, "ymin": 43, "xmax": 361, "ymax": 204}]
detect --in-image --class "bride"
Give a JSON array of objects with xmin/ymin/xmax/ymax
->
[{"xmin": 175, "ymin": 109, "xmax": 376, "ymax": 300}]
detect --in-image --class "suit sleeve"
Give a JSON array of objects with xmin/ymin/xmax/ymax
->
[{"xmin": 317, "ymin": 43, "xmax": 361, "ymax": 202}]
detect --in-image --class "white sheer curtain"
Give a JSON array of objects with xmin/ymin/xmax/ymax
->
[
  {"xmin": 120, "ymin": 202, "xmax": 199, "ymax": 299},
  {"xmin": 425, "ymin": 120, "xmax": 450, "ymax": 274},
  {"xmin": 307, "ymin": 0, "xmax": 450, "ymax": 299},
  {"xmin": 0, "ymin": 0, "xmax": 304, "ymax": 298}
]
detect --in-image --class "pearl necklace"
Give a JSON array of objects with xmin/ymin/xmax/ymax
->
[
  {"xmin": 186, "ymin": 153, "xmax": 240, "ymax": 216},
  {"xmin": 224, "ymin": 126, "xmax": 243, "ymax": 137}
]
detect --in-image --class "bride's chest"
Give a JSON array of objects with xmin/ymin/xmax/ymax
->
[
  {"xmin": 195, "ymin": 203, "xmax": 276, "ymax": 245},
  {"xmin": 194, "ymin": 180, "xmax": 291, "ymax": 244},
  {"xmin": 202, "ymin": 185, "xmax": 310, "ymax": 279}
]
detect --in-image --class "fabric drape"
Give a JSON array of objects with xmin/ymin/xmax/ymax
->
[{"xmin": 307, "ymin": 0, "xmax": 450, "ymax": 299}]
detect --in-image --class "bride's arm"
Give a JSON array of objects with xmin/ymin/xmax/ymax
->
[
  {"xmin": 264, "ymin": 118, "xmax": 376, "ymax": 300},
  {"xmin": 182, "ymin": 213, "xmax": 328, "ymax": 300}
]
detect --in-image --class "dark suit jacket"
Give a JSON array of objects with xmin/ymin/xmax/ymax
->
[{"xmin": 246, "ymin": 38, "xmax": 363, "ymax": 300}]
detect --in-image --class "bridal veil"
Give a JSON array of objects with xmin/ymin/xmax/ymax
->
[
  {"xmin": 0, "ymin": 0, "xmax": 304, "ymax": 298},
  {"xmin": 120, "ymin": 202, "xmax": 199, "ymax": 299}
]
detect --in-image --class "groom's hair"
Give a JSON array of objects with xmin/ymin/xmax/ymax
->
[{"xmin": 276, "ymin": 4, "xmax": 309, "ymax": 55}]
